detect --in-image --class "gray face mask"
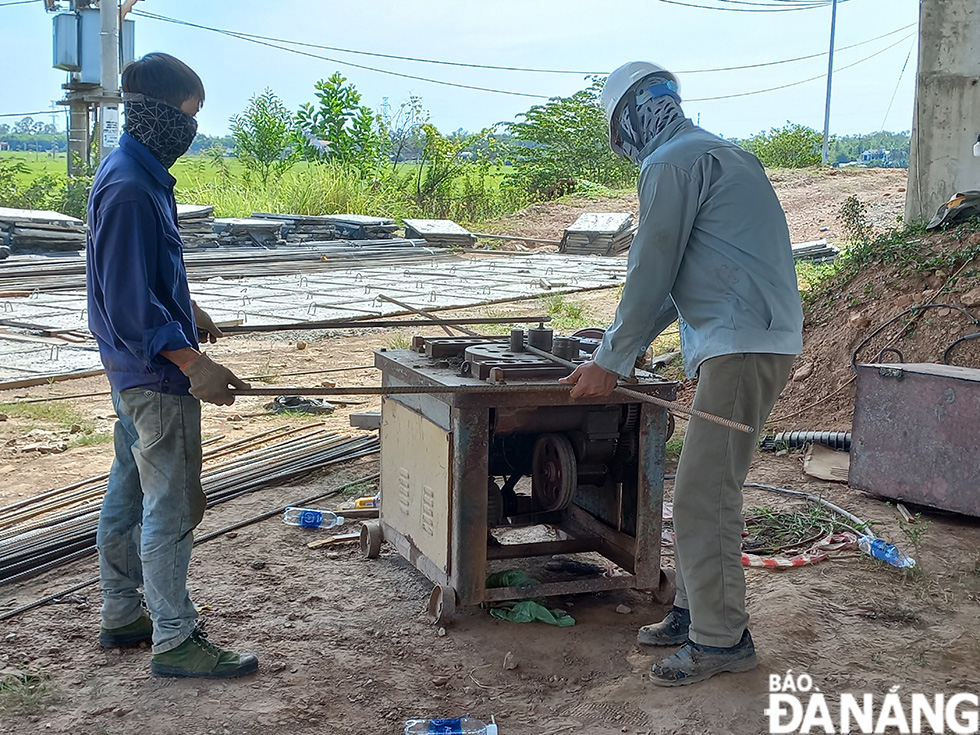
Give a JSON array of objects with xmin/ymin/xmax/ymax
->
[{"xmin": 615, "ymin": 81, "xmax": 684, "ymax": 164}]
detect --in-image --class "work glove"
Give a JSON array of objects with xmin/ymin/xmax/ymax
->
[
  {"xmin": 180, "ymin": 353, "xmax": 250, "ymax": 406},
  {"xmin": 192, "ymin": 301, "xmax": 224, "ymax": 344}
]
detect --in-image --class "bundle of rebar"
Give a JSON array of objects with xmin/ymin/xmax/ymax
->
[{"xmin": 0, "ymin": 425, "xmax": 379, "ymax": 586}]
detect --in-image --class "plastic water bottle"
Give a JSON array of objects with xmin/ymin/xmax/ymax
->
[
  {"xmin": 858, "ymin": 535, "xmax": 916, "ymax": 568},
  {"xmin": 282, "ymin": 507, "xmax": 344, "ymax": 529},
  {"xmin": 404, "ymin": 716, "xmax": 497, "ymax": 734}
]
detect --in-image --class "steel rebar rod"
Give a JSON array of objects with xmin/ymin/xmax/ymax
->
[
  {"xmin": 0, "ymin": 473, "xmax": 380, "ymax": 621},
  {"xmin": 222, "ymin": 315, "xmax": 550, "ymax": 335},
  {"xmin": 375, "ymin": 294, "xmax": 478, "ymax": 337},
  {"xmin": 523, "ymin": 345, "xmax": 755, "ymax": 435}
]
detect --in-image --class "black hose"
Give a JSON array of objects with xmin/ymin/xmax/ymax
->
[
  {"xmin": 851, "ymin": 303, "xmax": 980, "ymax": 370},
  {"xmin": 759, "ymin": 431, "xmax": 851, "ymax": 452},
  {"xmin": 942, "ymin": 331, "xmax": 980, "ymax": 366}
]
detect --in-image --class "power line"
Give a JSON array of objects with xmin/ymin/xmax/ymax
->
[
  {"xmin": 132, "ymin": 10, "xmax": 550, "ymax": 99},
  {"xmin": 653, "ymin": 0, "xmax": 852, "ymax": 11},
  {"xmin": 134, "ymin": 10, "xmax": 604, "ymax": 76},
  {"xmin": 879, "ymin": 39, "xmax": 916, "ymax": 131},
  {"xmin": 687, "ymin": 32, "xmax": 914, "ymax": 101},
  {"xmin": 676, "ymin": 23, "xmax": 915, "ymax": 73},
  {"xmin": 0, "ymin": 110, "xmax": 59, "ymax": 118},
  {"xmin": 128, "ymin": 9, "xmax": 914, "ymax": 106},
  {"xmin": 134, "ymin": 9, "xmax": 914, "ymax": 79}
]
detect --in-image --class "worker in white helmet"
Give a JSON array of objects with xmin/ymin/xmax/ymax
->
[{"xmin": 561, "ymin": 61, "xmax": 804, "ymax": 686}]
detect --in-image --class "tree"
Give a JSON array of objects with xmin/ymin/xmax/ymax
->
[
  {"xmin": 229, "ymin": 89, "xmax": 297, "ymax": 186},
  {"xmin": 380, "ymin": 95, "xmax": 427, "ymax": 168},
  {"xmin": 295, "ymin": 73, "xmax": 382, "ymax": 171},
  {"xmin": 739, "ymin": 123, "xmax": 824, "ymax": 168},
  {"xmin": 507, "ymin": 77, "xmax": 635, "ymax": 197},
  {"xmin": 14, "ymin": 117, "xmax": 35, "ymax": 134}
]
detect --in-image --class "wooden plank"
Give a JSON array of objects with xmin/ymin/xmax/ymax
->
[{"xmin": 0, "ymin": 368, "xmax": 105, "ymax": 393}]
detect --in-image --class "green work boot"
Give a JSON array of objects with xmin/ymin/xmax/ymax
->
[
  {"xmin": 99, "ymin": 610, "xmax": 153, "ymax": 648},
  {"xmin": 636, "ymin": 606, "xmax": 690, "ymax": 646},
  {"xmin": 649, "ymin": 629, "xmax": 757, "ymax": 687},
  {"xmin": 150, "ymin": 624, "xmax": 258, "ymax": 679}
]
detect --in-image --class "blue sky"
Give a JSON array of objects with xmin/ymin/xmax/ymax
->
[{"xmin": 0, "ymin": 0, "xmax": 919, "ymax": 140}]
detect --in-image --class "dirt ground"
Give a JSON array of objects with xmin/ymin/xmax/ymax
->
[{"xmin": 2, "ymin": 168, "xmax": 979, "ymax": 735}]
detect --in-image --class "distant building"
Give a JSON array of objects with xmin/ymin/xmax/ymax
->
[{"xmin": 861, "ymin": 148, "xmax": 890, "ymax": 163}]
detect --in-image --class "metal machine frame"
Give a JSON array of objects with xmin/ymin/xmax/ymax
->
[{"xmin": 361, "ymin": 344, "xmax": 677, "ymax": 624}]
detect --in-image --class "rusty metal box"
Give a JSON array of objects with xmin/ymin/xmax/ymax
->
[{"xmin": 849, "ymin": 363, "xmax": 980, "ymax": 517}]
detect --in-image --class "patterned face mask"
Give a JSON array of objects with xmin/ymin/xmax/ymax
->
[
  {"xmin": 615, "ymin": 80, "xmax": 684, "ymax": 164},
  {"xmin": 123, "ymin": 94, "xmax": 198, "ymax": 169}
]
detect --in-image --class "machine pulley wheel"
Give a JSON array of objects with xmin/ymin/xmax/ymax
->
[{"xmin": 531, "ymin": 433, "xmax": 578, "ymax": 512}]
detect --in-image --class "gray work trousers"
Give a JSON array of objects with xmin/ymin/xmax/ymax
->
[{"xmin": 671, "ymin": 353, "xmax": 795, "ymax": 647}]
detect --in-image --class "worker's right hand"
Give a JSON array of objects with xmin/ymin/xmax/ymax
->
[
  {"xmin": 559, "ymin": 360, "xmax": 620, "ymax": 399},
  {"xmin": 179, "ymin": 353, "xmax": 250, "ymax": 406}
]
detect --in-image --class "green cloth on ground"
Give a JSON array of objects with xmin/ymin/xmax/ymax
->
[
  {"xmin": 489, "ymin": 600, "xmax": 575, "ymax": 627},
  {"xmin": 485, "ymin": 569, "xmax": 576, "ymax": 626},
  {"xmin": 485, "ymin": 569, "xmax": 538, "ymax": 590}
]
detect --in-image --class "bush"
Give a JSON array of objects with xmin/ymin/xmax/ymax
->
[
  {"xmin": 507, "ymin": 78, "xmax": 635, "ymax": 198},
  {"xmin": 739, "ymin": 123, "xmax": 825, "ymax": 168}
]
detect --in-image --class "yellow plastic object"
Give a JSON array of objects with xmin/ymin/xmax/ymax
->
[{"xmin": 354, "ymin": 496, "xmax": 378, "ymax": 509}]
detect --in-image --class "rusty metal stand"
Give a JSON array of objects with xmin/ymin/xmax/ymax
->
[{"xmin": 362, "ymin": 347, "xmax": 677, "ymax": 624}]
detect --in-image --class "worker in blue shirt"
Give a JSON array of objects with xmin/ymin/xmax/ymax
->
[
  {"xmin": 562, "ymin": 62, "xmax": 803, "ymax": 686},
  {"xmin": 88, "ymin": 53, "xmax": 257, "ymax": 679}
]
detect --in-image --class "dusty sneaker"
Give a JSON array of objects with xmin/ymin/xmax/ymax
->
[
  {"xmin": 151, "ymin": 624, "xmax": 258, "ymax": 679},
  {"xmin": 99, "ymin": 610, "xmax": 153, "ymax": 648},
  {"xmin": 637, "ymin": 605, "xmax": 690, "ymax": 646},
  {"xmin": 649, "ymin": 629, "xmax": 756, "ymax": 687}
]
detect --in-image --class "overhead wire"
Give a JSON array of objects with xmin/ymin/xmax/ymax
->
[
  {"xmin": 878, "ymin": 38, "xmax": 916, "ymax": 131},
  {"xmin": 676, "ymin": 23, "xmax": 916, "ymax": 74},
  {"xmin": 652, "ymin": 0, "xmax": 851, "ymax": 12},
  {"xmin": 130, "ymin": 9, "xmax": 919, "ymax": 108},
  {"xmin": 134, "ymin": 9, "xmax": 605, "ymax": 76},
  {"xmin": 133, "ymin": 9, "xmax": 914, "ymax": 79},
  {"xmin": 0, "ymin": 110, "xmax": 59, "ymax": 118},
  {"xmin": 131, "ymin": 11, "xmax": 549, "ymax": 100},
  {"xmin": 687, "ymin": 32, "xmax": 915, "ymax": 102}
]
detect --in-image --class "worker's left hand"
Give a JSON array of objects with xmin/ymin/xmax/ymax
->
[
  {"xmin": 192, "ymin": 301, "xmax": 224, "ymax": 344},
  {"xmin": 559, "ymin": 360, "xmax": 620, "ymax": 399}
]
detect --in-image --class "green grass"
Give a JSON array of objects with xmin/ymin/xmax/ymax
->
[
  {"xmin": 0, "ymin": 401, "xmax": 88, "ymax": 429},
  {"xmin": 666, "ymin": 434, "xmax": 684, "ymax": 461},
  {"xmin": 0, "ymin": 151, "xmax": 69, "ymax": 181},
  {"xmin": 383, "ymin": 333, "xmax": 412, "ymax": 350},
  {"xmin": 539, "ymin": 293, "xmax": 589, "ymax": 332},
  {"xmin": 68, "ymin": 432, "xmax": 114, "ymax": 449},
  {"xmin": 795, "ymin": 260, "xmax": 836, "ymax": 295},
  {"xmin": 0, "ymin": 670, "xmax": 56, "ymax": 712}
]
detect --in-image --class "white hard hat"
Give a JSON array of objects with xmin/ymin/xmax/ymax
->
[{"xmin": 601, "ymin": 61, "xmax": 680, "ymax": 153}]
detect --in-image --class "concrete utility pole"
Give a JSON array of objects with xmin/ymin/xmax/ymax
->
[
  {"xmin": 821, "ymin": 0, "xmax": 838, "ymax": 165},
  {"xmin": 906, "ymin": 0, "xmax": 980, "ymax": 222},
  {"xmin": 98, "ymin": 0, "xmax": 120, "ymax": 160}
]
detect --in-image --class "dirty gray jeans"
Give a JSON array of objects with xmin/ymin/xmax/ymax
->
[
  {"xmin": 671, "ymin": 353, "xmax": 795, "ymax": 647},
  {"xmin": 97, "ymin": 388, "xmax": 206, "ymax": 654}
]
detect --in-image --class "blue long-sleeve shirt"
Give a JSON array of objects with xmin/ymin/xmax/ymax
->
[{"xmin": 86, "ymin": 133, "xmax": 197, "ymax": 394}]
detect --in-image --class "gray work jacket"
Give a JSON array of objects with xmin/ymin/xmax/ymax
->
[{"xmin": 593, "ymin": 118, "xmax": 804, "ymax": 378}]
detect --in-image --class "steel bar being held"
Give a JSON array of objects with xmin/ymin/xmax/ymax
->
[{"xmin": 523, "ymin": 344, "xmax": 754, "ymax": 435}]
